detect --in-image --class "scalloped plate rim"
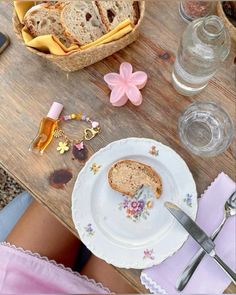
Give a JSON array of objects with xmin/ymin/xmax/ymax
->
[{"xmin": 71, "ymin": 137, "xmax": 198, "ymax": 269}]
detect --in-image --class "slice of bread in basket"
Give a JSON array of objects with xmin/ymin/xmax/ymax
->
[
  {"xmin": 24, "ymin": 3, "xmax": 71, "ymax": 47},
  {"xmin": 13, "ymin": 0, "xmax": 145, "ymax": 71},
  {"xmin": 61, "ymin": 1, "xmax": 106, "ymax": 45},
  {"xmin": 108, "ymin": 160, "xmax": 162, "ymax": 198},
  {"xmin": 96, "ymin": 1, "xmax": 139, "ymax": 31}
]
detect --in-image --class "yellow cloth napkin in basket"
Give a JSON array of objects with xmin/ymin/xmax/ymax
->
[
  {"xmin": 14, "ymin": 1, "xmax": 34, "ymax": 23},
  {"xmin": 14, "ymin": 1, "xmax": 134, "ymax": 56},
  {"xmin": 21, "ymin": 26, "xmax": 79, "ymax": 55},
  {"xmin": 81, "ymin": 20, "xmax": 133, "ymax": 50}
]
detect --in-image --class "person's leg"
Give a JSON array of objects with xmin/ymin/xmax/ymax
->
[
  {"xmin": 0, "ymin": 192, "xmax": 32, "ymax": 242},
  {"xmin": 6, "ymin": 200, "xmax": 80, "ymax": 268},
  {"xmin": 6, "ymin": 200, "xmax": 136, "ymax": 293},
  {"xmin": 81, "ymin": 255, "xmax": 136, "ymax": 293}
]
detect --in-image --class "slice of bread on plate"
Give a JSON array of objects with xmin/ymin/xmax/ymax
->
[
  {"xmin": 24, "ymin": 2, "xmax": 71, "ymax": 47},
  {"xmin": 61, "ymin": 1, "xmax": 106, "ymax": 45},
  {"xmin": 108, "ymin": 160, "xmax": 162, "ymax": 198},
  {"xmin": 95, "ymin": 0, "xmax": 139, "ymax": 31}
]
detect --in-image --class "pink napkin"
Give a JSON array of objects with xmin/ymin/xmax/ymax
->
[{"xmin": 141, "ymin": 172, "xmax": 236, "ymax": 294}]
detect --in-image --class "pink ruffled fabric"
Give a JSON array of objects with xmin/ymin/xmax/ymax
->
[{"xmin": 0, "ymin": 242, "xmax": 111, "ymax": 294}]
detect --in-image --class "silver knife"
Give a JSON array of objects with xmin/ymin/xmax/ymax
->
[{"xmin": 164, "ymin": 201, "xmax": 236, "ymax": 285}]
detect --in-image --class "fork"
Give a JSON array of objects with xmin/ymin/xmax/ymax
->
[{"xmin": 176, "ymin": 191, "xmax": 236, "ymax": 291}]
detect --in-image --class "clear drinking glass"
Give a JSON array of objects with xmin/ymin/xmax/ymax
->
[{"xmin": 178, "ymin": 102, "xmax": 234, "ymax": 157}]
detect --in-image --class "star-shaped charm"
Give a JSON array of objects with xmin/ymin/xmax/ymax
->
[{"xmin": 53, "ymin": 129, "xmax": 64, "ymax": 138}]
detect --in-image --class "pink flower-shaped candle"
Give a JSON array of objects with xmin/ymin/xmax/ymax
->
[{"xmin": 104, "ymin": 62, "xmax": 148, "ymax": 107}]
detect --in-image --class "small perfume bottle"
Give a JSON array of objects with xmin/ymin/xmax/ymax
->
[{"xmin": 29, "ymin": 102, "xmax": 64, "ymax": 154}]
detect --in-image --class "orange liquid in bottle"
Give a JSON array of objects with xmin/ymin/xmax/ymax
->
[
  {"xmin": 29, "ymin": 102, "xmax": 63, "ymax": 155},
  {"xmin": 30, "ymin": 118, "xmax": 58, "ymax": 154}
]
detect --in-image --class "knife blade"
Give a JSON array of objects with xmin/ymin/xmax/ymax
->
[{"xmin": 165, "ymin": 201, "xmax": 236, "ymax": 285}]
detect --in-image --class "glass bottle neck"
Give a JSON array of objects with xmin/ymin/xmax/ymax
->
[{"xmin": 202, "ymin": 16, "xmax": 224, "ymax": 39}]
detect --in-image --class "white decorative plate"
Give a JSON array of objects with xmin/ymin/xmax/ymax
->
[{"xmin": 72, "ymin": 138, "xmax": 197, "ymax": 269}]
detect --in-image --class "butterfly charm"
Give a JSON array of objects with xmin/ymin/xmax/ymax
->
[{"xmin": 75, "ymin": 142, "xmax": 84, "ymax": 150}]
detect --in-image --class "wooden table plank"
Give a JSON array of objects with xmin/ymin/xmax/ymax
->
[{"xmin": 0, "ymin": 0, "xmax": 235, "ymax": 293}]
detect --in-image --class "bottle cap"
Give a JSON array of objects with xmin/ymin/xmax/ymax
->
[{"xmin": 47, "ymin": 102, "xmax": 64, "ymax": 120}]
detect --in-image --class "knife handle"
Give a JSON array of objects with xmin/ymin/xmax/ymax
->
[
  {"xmin": 214, "ymin": 254, "xmax": 236, "ymax": 285},
  {"xmin": 176, "ymin": 216, "xmax": 227, "ymax": 291},
  {"xmin": 176, "ymin": 250, "xmax": 206, "ymax": 291}
]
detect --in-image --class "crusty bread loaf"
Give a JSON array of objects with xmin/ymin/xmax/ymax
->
[
  {"xmin": 95, "ymin": 1, "xmax": 139, "ymax": 31},
  {"xmin": 61, "ymin": 1, "xmax": 106, "ymax": 45},
  {"xmin": 24, "ymin": 1, "xmax": 140, "ymax": 47},
  {"xmin": 24, "ymin": 2, "xmax": 71, "ymax": 47},
  {"xmin": 108, "ymin": 160, "xmax": 162, "ymax": 198}
]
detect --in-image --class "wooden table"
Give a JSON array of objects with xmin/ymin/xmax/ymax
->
[{"xmin": 0, "ymin": 0, "xmax": 235, "ymax": 293}]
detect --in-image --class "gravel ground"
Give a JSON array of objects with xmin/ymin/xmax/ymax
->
[{"xmin": 0, "ymin": 168, "xmax": 24, "ymax": 210}]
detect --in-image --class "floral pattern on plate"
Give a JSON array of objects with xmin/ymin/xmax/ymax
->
[
  {"xmin": 84, "ymin": 223, "xmax": 95, "ymax": 236},
  {"xmin": 149, "ymin": 145, "xmax": 159, "ymax": 157},
  {"xmin": 143, "ymin": 249, "xmax": 155, "ymax": 260},
  {"xmin": 90, "ymin": 163, "xmax": 101, "ymax": 175},
  {"xmin": 119, "ymin": 188, "xmax": 154, "ymax": 222},
  {"xmin": 184, "ymin": 193, "xmax": 193, "ymax": 207}
]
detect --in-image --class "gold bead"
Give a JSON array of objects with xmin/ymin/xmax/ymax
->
[
  {"xmin": 71, "ymin": 114, "xmax": 76, "ymax": 119},
  {"xmin": 77, "ymin": 113, "xmax": 82, "ymax": 120}
]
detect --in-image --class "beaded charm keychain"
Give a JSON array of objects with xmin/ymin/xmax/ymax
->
[{"xmin": 53, "ymin": 113, "xmax": 100, "ymax": 161}]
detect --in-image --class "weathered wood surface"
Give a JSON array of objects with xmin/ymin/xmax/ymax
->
[{"xmin": 0, "ymin": 0, "xmax": 235, "ymax": 293}]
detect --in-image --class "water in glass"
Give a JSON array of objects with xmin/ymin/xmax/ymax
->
[
  {"xmin": 172, "ymin": 16, "xmax": 231, "ymax": 96},
  {"xmin": 178, "ymin": 102, "xmax": 234, "ymax": 157}
]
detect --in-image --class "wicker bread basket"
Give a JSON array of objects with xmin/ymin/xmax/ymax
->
[
  {"xmin": 13, "ymin": 2, "xmax": 145, "ymax": 72},
  {"xmin": 216, "ymin": 1, "xmax": 236, "ymax": 43}
]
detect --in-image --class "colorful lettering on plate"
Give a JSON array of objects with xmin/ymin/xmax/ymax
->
[
  {"xmin": 143, "ymin": 249, "xmax": 155, "ymax": 260},
  {"xmin": 85, "ymin": 223, "xmax": 95, "ymax": 236},
  {"xmin": 119, "ymin": 189, "xmax": 154, "ymax": 222},
  {"xmin": 184, "ymin": 193, "xmax": 193, "ymax": 207}
]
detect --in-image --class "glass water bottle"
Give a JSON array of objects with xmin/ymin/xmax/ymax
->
[{"xmin": 172, "ymin": 16, "xmax": 231, "ymax": 96}]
